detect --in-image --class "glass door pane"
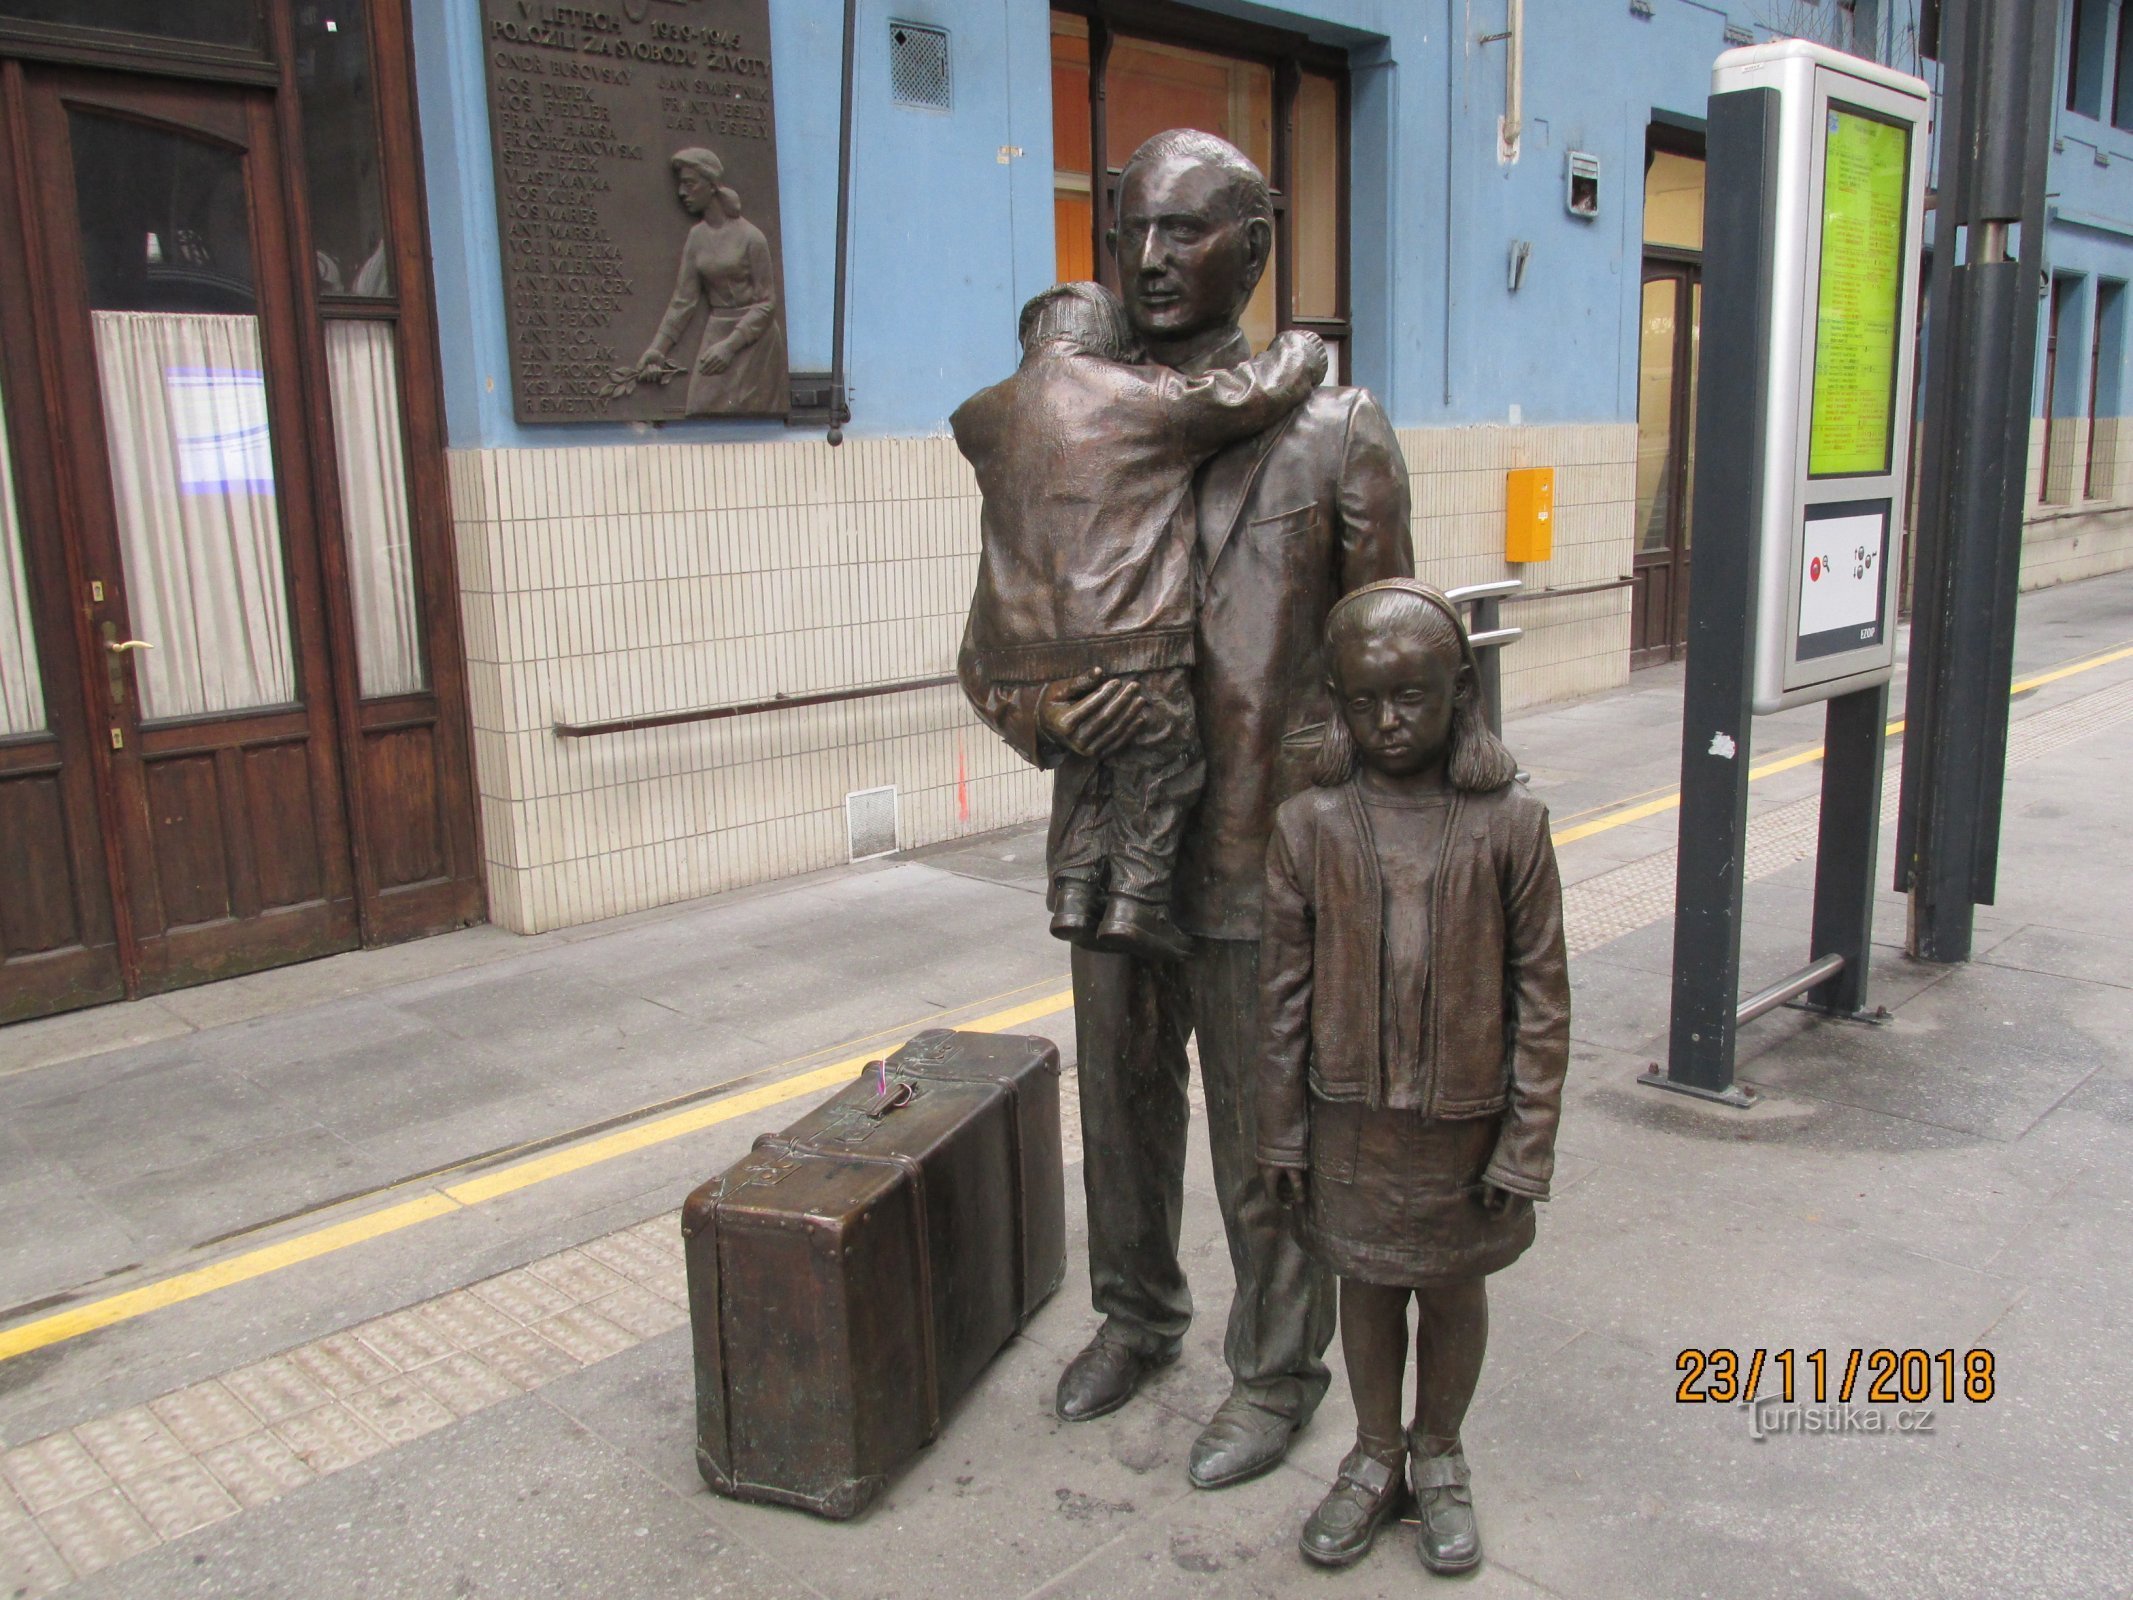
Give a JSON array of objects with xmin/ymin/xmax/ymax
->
[
  {"xmin": 0, "ymin": 0, "xmax": 261, "ymax": 48},
  {"xmin": 1104, "ymin": 37, "xmax": 1273, "ymax": 177},
  {"xmin": 1292, "ymin": 71, "xmax": 1340, "ymax": 320},
  {"xmin": 295, "ymin": 0, "xmax": 392, "ymax": 298},
  {"xmin": 68, "ymin": 108, "xmax": 298, "ymax": 722},
  {"xmin": 1635, "ymin": 276, "xmax": 1680, "ymax": 553},
  {"xmin": 1051, "ymin": 14, "xmax": 1094, "ymax": 284},
  {"xmin": 0, "ymin": 361, "xmax": 45, "ymax": 737},
  {"xmin": 1682, "ymin": 279, "xmax": 1702, "ymax": 548},
  {"xmin": 325, "ymin": 321, "xmax": 425, "ymax": 697}
]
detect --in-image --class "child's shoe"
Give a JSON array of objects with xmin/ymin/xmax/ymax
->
[
  {"xmin": 1090, "ymin": 895, "xmax": 1194, "ymax": 962},
  {"xmin": 1299, "ymin": 1446, "xmax": 1407, "ymax": 1567},
  {"xmin": 1049, "ymin": 878, "xmax": 1103, "ymax": 944},
  {"xmin": 1409, "ymin": 1441, "xmax": 1481, "ymax": 1574}
]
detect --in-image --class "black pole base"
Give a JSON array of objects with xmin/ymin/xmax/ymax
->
[
  {"xmin": 1783, "ymin": 999, "xmax": 1893, "ymax": 1026},
  {"xmin": 1635, "ymin": 1067, "xmax": 1761, "ymax": 1109}
]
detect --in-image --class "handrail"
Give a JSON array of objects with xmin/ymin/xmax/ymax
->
[
  {"xmin": 554, "ymin": 572, "xmax": 1604, "ymax": 742},
  {"xmin": 1503, "ymin": 574, "xmax": 1637, "ymax": 601},
  {"xmin": 554, "ymin": 673, "xmax": 959, "ymax": 739}
]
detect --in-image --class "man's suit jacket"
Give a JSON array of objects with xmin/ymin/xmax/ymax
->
[{"xmin": 959, "ymin": 332, "xmax": 1414, "ymax": 941}]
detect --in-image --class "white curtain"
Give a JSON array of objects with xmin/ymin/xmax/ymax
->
[
  {"xmin": 0, "ymin": 361, "xmax": 46, "ymax": 738},
  {"xmin": 325, "ymin": 320, "xmax": 425, "ymax": 697},
  {"xmin": 92, "ymin": 310, "xmax": 296, "ymax": 721}
]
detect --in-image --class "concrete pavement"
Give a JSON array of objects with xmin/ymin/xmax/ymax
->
[{"xmin": 4, "ymin": 570, "xmax": 2133, "ymax": 1599}]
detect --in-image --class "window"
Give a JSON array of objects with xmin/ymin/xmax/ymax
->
[
  {"xmin": 1049, "ymin": 5, "xmax": 1349, "ymax": 374},
  {"xmin": 296, "ymin": 0, "xmax": 425, "ymax": 697},
  {"xmin": 2040, "ymin": 275, "xmax": 2082, "ymax": 505},
  {"xmin": 2116, "ymin": 8, "xmax": 2133, "ymax": 130},
  {"xmin": 2067, "ymin": 0, "xmax": 2110, "ymax": 119},
  {"xmin": 2086, "ymin": 280, "xmax": 2125, "ymax": 502},
  {"xmin": 0, "ymin": 0, "xmax": 262, "ymax": 52}
]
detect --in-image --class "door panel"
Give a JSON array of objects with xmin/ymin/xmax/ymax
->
[{"xmin": 24, "ymin": 67, "xmax": 357, "ymax": 995}]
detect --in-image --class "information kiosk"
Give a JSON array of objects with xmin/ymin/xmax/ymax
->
[{"xmin": 1647, "ymin": 42, "xmax": 1930, "ymax": 1105}]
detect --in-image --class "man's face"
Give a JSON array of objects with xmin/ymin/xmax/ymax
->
[{"xmin": 1109, "ymin": 154, "xmax": 1270, "ymax": 345}]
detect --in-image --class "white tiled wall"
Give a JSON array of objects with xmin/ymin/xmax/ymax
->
[
  {"xmin": 1398, "ymin": 423, "xmax": 1638, "ymax": 713},
  {"xmin": 448, "ymin": 422, "xmax": 1637, "ymax": 933},
  {"xmin": 2022, "ymin": 415, "xmax": 2133, "ymax": 591}
]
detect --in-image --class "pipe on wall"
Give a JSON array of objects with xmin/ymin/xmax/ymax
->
[{"xmin": 1501, "ymin": 0, "xmax": 1523, "ymax": 159}]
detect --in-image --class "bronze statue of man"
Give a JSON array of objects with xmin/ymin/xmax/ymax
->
[{"xmin": 959, "ymin": 128, "xmax": 1414, "ymax": 1488}]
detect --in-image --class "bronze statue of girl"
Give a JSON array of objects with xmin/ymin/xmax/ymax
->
[{"xmin": 1255, "ymin": 578, "xmax": 1569, "ymax": 1575}]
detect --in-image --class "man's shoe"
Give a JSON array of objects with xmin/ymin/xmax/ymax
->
[
  {"xmin": 1055, "ymin": 1330, "xmax": 1176, "ymax": 1422},
  {"xmin": 1411, "ymin": 1447, "xmax": 1482, "ymax": 1574},
  {"xmin": 1049, "ymin": 879, "xmax": 1103, "ymax": 944},
  {"xmin": 1089, "ymin": 896, "xmax": 1195, "ymax": 963},
  {"xmin": 1299, "ymin": 1446, "xmax": 1407, "ymax": 1567},
  {"xmin": 1187, "ymin": 1394, "xmax": 1298, "ymax": 1488}
]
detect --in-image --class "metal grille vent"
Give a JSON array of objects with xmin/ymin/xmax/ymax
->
[
  {"xmin": 889, "ymin": 21, "xmax": 951, "ymax": 110},
  {"xmin": 847, "ymin": 785, "xmax": 900, "ymax": 860}
]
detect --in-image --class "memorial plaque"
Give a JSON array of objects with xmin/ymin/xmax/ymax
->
[{"xmin": 479, "ymin": 0, "xmax": 790, "ymax": 421}]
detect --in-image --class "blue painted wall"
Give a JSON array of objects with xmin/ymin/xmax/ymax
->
[
  {"xmin": 412, "ymin": 0, "xmax": 2133, "ymax": 446},
  {"xmin": 2036, "ymin": 0, "xmax": 2133, "ymax": 418}
]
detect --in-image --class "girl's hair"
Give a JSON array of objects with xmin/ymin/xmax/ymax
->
[
  {"xmin": 671, "ymin": 147, "xmax": 745, "ymax": 219},
  {"xmin": 1315, "ymin": 579, "xmax": 1521, "ymax": 792}
]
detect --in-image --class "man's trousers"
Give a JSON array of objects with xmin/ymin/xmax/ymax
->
[{"xmin": 1070, "ymin": 935, "xmax": 1335, "ymax": 1420}]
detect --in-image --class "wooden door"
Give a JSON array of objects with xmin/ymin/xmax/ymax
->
[
  {"xmin": 1631, "ymin": 264, "xmax": 1700, "ymax": 667},
  {"xmin": 0, "ymin": 64, "xmax": 126, "ymax": 1022},
  {"xmin": 11, "ymin": 67, "xmax": 359, "ymax": 998}
]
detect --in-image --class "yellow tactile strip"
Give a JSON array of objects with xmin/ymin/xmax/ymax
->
[{"xmin": 0, "ymin": 1218, "xmax": 687, "ymax": 1596}]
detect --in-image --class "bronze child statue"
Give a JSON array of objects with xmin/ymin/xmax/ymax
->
[
  {"xmin": 1255, "ymin": 579, "xmax": 1569, "ymax": 1574},
  {"xmin": 951, "ymin": 282, "xmax": 1327, "ymax": 962}
]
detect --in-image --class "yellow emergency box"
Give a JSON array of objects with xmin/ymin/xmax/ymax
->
[{"xmin": 1505, "ymin": 467, "xmax": 1554, "ymax": 563}]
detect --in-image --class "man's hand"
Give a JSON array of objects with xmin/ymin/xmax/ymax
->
[
  {"xmin": 1479, "ymin": 1182, "xmax": 1518, "ymax": 1214},
  {"xmin": 1038, "ymin": 670, "xmax": 1149, "ymax": 760},
  {"xmin": 1261, "ymin": 1163, "xmax": 1307, "ymax": 1208}
]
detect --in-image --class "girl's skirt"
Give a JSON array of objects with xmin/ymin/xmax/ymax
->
[{"xmin": 1302, "ymin": 1099, "xmax": 1536, "ymax": 1287}]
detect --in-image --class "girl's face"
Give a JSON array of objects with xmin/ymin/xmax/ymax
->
[
  {"xmin": 1332, "ymin": 628, "xmax": 1466, "ymax": 779},
  {"xmin": 675, "ymin": 169, "xmax": 714, "ymax": 216}
]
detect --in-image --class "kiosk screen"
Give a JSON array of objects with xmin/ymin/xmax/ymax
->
[{"xmin": 1807, "ymin": 105, "xmax": 1909, "ymax": 478}]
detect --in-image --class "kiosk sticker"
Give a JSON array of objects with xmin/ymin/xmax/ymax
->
[
  {"xmin": 1807, "ymin": 107, "xmax": 1909, "ymax": 477},
  {"xmin": 1796, "ymin": 500, "xmax": 1889, "ymax": 660}
]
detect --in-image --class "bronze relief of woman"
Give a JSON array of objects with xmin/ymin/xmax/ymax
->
[{"xmin": 635, "ymin": 146, "xmax": 788, "ymax": 416}]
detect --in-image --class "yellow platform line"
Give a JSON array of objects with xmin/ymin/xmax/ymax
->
[
  {"xmin": 0, "ymin": 991, "xmax": 1073, "ymax": 1363},
  {"xmin": 9, "ymin": 638, "xmax": 2130, "ymax": 1362},
  {"xmin": 1551, "ymin": 639, "xmax": 2133, "ymax": 846}
]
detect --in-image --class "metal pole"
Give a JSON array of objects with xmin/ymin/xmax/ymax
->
[
  {"xmin": 1646, "ymin": 86, "xmax": 1782, "ymax": 1109},
  {"xmin": 825, "ymin": 0, "xmax": 859, "ymax": 445},
  {"xmin": 1445, "ymin": 579, "xmax": 1521, "ymax": 738},
  {"xmin": 1892, "ymin": 0, "xmax": 2058, "ymax": 960},
  {"xmin": 1805, "ymin": 682, "xmax": 1890, "ymax": 1015}
]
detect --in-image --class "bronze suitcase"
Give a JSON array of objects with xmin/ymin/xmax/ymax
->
[{"xmin": 681, "ymin": 1028, "xmax": 1065, "ymax": 1519}]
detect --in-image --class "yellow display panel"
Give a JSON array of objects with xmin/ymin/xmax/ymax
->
[{"xmin": 1807, "ymin": 107, "xmax": 1910, "ymax": 478}]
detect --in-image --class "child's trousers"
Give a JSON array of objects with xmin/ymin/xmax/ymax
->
[{"xmin": 1045, "ymin": 666, "xmax": 1203, "ymax": 905}]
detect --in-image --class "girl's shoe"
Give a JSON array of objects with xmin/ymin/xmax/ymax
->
[
  {"xmin": 1410, "ymin": 1446, "xmax": 1482, "ymax": 1574},
  {"xmin": 1299, "ymin": 1446, "xmax": 1407, "ymax": 1567}
]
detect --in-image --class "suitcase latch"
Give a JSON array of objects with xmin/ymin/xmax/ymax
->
[{"xmin": 731, "ymin": 1153, "xmax": 801, "ymax": 1190}]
